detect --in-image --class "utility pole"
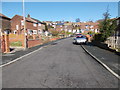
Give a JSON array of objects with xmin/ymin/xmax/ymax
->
[{"xmin": 23, "ymin": 0, "xmax": 27, "ymax": 49}]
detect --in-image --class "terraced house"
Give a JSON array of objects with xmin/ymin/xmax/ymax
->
[
  {"xmin": 75, "ymin": 21, "xmax": 99, "ymax": 34},
  {"xmin": 11, "ymin": 14, "xmax": 45, "ymax": 35},
  {"xmin": 0, "ymin": 13, "xmax": 11, "ymax": 35}
]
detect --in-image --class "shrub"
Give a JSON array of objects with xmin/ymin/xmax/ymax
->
[
  {"xmin": 51, "ymin": 30, "xmax": 59, "ymax": 36},
  {"xmin": 28, "ymin": 36, "xmax": 33, "ymax": 40},
  {"xmin": 10, "ymin": 41, "xmax": 22, "ymax": 46}
]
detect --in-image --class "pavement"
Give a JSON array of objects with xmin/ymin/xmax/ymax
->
[
  {"xmin": 2, "ymin": 38, "xmax": 119, "ymax": 88},
  {"xmin": 82, "ymin": 42, "xmax": 120, "ymax": 76},
  {"xmin": 2, "ymin": 38, "xmax": 65, "ymax": 65}
]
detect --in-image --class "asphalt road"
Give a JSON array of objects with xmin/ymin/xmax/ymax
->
[{"xmin": 2, "ymin": 38, "xmax": 119, "ymax": 88}]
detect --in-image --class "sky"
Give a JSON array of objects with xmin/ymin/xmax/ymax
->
[{"xmin": 1, "ymin": 2, "xmax": 118, "ymax": 22}]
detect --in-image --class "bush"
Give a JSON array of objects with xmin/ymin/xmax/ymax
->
[
  {"xmin": 28, "ymin": 36, "xmax": 33, "ymax": 40},
  {"xmin": 51, "ymin": 30, "xmax": 59, "ymax": 36},
  {"xmin": 35, "ymin": 36, "xmax": 39, "ymax": 39},
  {"xmin": 92, "ymin": 34, "xmax": 104, "ymax": 42},
  {"xmin": 10, "ymin": 41, "xmax": 22, "ymax": 46}
]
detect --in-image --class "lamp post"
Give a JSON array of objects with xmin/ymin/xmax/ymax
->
[{"xmin": 23, "ymin": 0, "xmax": 27, "ymax": 49}]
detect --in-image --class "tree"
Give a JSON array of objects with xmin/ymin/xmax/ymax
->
[
  {"xmin": 97, "ymin": 9, "xmax": 117, "ymax": 42},
  {"xmin": 75, "ymin": 18, "xmax": 80, "ymax": 22}
]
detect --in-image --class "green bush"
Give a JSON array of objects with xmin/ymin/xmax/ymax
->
[
  {"xmin": 51, "ymin": 30, "xmax": 59, "ymax": 36},
  {"xmin": 10, "ymin": 41, "xmax": 22, "ymax": 46},
  {"xmin": 28, "ymin": 36, "xmax": 33, "ymax": 40},
  {"xmin": 92, "ymin": 34, "xmax": 103, "ymax": 42}
]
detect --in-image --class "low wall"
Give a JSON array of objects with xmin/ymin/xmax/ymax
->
[
  {"xmin": 27, "ymin": 39, "xmax": 42, "ymax": 48},
  {"xmin": 92, "ymin": 41, "xmax": 116, "ymax": 52},
  {"xmin": 1, "ymin": 35, "xmax": 5, "ymax": 52}
]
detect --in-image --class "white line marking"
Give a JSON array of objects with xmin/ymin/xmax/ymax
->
[
  {"xmin": 1, "ymin": 47, "xmax": 43, "ymax": 67},
  {"xmin": 81, "ymin": 45, "xmax": 120, "ymax": 80}
]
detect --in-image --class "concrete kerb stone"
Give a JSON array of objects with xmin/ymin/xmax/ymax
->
[
  {"xmin": 1, "ymin": 37, "xmax": 67, "ymax": 68},
  {"xmin": 81, "ymin": 45, "xmax": 120, "ymax": 80}
]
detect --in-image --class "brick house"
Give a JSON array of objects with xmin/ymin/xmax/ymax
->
[
  {"xmin": 64, "ymin": 22, "xmax": 74, "ymax": 33},
  {"xmin": 0, "ymin": 13, "xmax": 11, "ymax": 52},
  {"xmin": 0, "ymin": 13, "xmax": 11, "ymax": 35},
  {"xmin": 74, "ymin": 21, "xmax": 99, "ymax": 34},
  {"xmin": 55, "ymin": 24, "xmax": 64, "ymax": 32},
  {"xmin": 11, "ymin": 14, "xmax": 45, "ymax": 35}
]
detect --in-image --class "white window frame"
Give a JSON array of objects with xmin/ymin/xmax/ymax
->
[
  {"xmin": 16, "ymin": 25, "xmax": 19, "ymax": 30},
  {"xmin": 33, "ymin": 30, "xmax": 37, "ymax": 34},
  {"xmin": 21, "ymin": 20, "xmax": 24, "ymax": 26},
  {"xmin": 33, "ymin": 23, "xmax": 37, "ymax": 27},
  {"xmin": 38, "ymin": 23, "xmax": 41, "ymax": 26}
]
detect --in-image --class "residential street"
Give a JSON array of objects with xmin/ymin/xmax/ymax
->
[{"xmin": 2, "ymin": 38, "xmax": 118, "ymax": 88}]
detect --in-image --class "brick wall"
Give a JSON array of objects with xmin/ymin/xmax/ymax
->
[
  {"xmin": 1, "ymin": 35, "xmax": 5, "ymax": 52},
  {"xmin": 27, "ymin": 39, "xmax": 42, "ymax": 48}
]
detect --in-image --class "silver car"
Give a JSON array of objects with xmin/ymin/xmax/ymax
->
[{"xmin": 73, "ymin": 35, "xmax": 87, "ymax": 44}]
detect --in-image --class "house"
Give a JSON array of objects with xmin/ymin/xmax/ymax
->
[
  {"xmin": 55, "ymin": 23, "xmax": 64, "ymax": 32},
  {"xmin": 64, "ymin": 22, "xmax": 74, "ymax": 33},
  {"xmin": 11, "ymin": 14, "xmax": 45, "ymax": 35},
  {"xmin": 0, "ymin": 13, "xmax": 11, "ymax": 52},
  {"xmin": 74, "ymin": 21, "xmax": 99, "ymax": 34},
  {"xmin": 0, "ymin": 13, "xmax": 11, "ymax": 35},
  {"xmin": 29, "ymin": 15, "xmax": 45, "ymax": 35}
]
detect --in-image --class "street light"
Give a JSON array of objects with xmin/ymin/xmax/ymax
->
[{"xmin": 23, "ymin": 0, "xmax": 27, "ymax": 49}]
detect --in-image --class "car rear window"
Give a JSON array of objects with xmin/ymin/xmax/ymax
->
[{"xmin": 76, "ymin": 36, "xmax": 86, "ymax": 38}]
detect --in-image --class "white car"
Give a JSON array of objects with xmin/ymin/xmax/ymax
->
[{"xmin": 73, "ymin": 35, "xmax": 87, "ymax": 44}]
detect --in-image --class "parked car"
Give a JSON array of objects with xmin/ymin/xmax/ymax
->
[
  {"xmin": 73, "ymin": 35, "xmax": 87, "ymax": 44},
  {"xmin": 76, "ymin": 34, "xmax": 82, "ymax": 37}
]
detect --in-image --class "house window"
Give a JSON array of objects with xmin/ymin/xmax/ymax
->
[
  {"xmin": 33, "ymin": 30, "xmax": 37, "ymax": 34},
  {"xmin": 38, "ymin": 30, "xmax": 42, "ymax": 34},
  {"xmin": 14, "ymin": 30, "xmax": 17, "ymax": 34},
  {"xmin": 28, "ymin": 29, "xmax": 33, "ymax": 35},
  {"xmin": 38, "ymin": 23, "xmax": 41, "ymax": 26},
  {"xmin": 21, "ymin": 20, "xmax": 24, "ymax": 26},
  {"xmin": 33, "ymin": 23, "xmax": 37, "ymax": 27},
  {"xmin": 85, "ymin": 25, "xmax": 88, "ymax": 28},
  {"xmin": 16, "ymin": 25, "xmax": 19, "ymax": 30},
  {"xmin": 90, "ymin": 25, "xmax": 93, "ymax": 28}
]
